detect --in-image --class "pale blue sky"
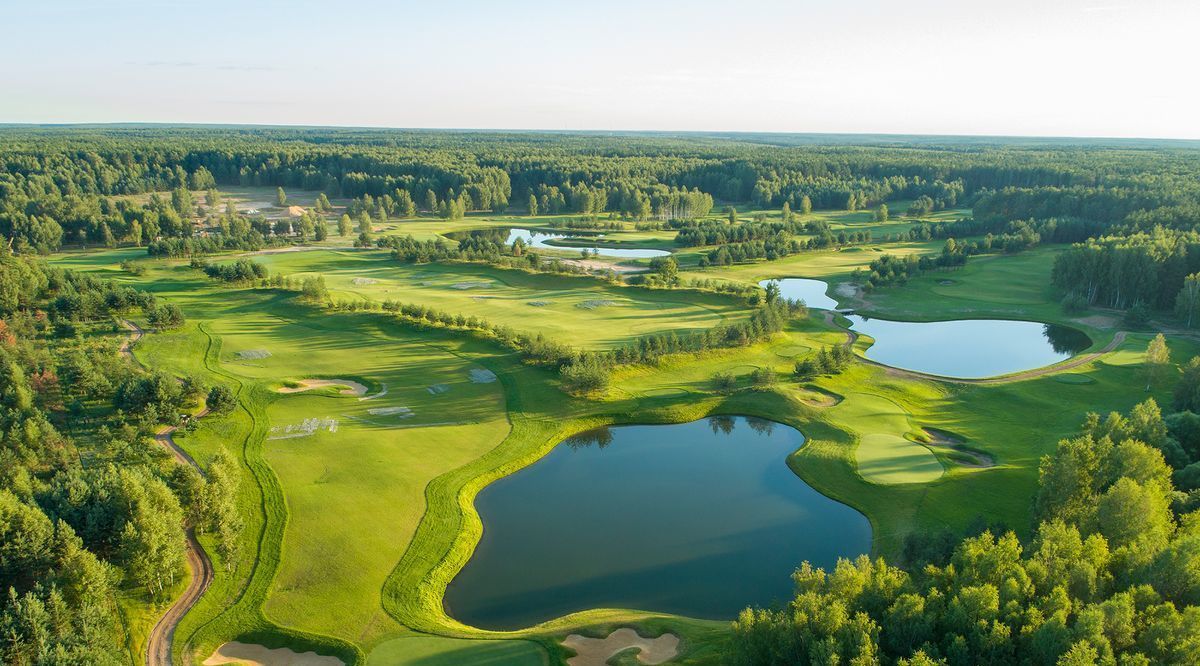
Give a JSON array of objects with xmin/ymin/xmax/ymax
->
[{"xmin": 2, "ymin": 0, "xmax": 1196, "ymax": 138}]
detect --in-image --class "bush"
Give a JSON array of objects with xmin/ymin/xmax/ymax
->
[
  {"xmin": 146, "ymin": 303, "xmax": 184, "ymax": 329},
  {"xmin": 750, "ymin": 367, "xmax": 777, "ymax": 387},
  {"xmin": 205, "ymin": 385, "xmax": 236, "ymax": 415},
  {"xmin": 559, "ymin": 357, "xmax": 610, "ymax": 394},
  {"xmin": 712, "ymin": 371, "xmax": 737, "ymax": 392},
  {"xmin": 1124, "ymin": 302, "xmax": 1151, "ymax": 328},
  {"xmin": 1061, "ymin": 292, "xmax": 1088, "ymax": 314}
]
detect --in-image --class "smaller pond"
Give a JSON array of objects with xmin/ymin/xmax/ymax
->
[
  {"xmin": 453, "ymin": 227, "xmax": 671, "ymax": 259},
  {"xmin": 444, "ymin": 417, "xmax": 871, "ymax": 630},
  {"xmin": 759, "ymin": 278, "xmax": 839, "ymax": 310},
  {"xmin": 506, "ymin": 228, "xmax": 670, "ymax": 259},
  {"xmin": 848, "ymin": 316, "xmax": 1091, "ymax": 379}
]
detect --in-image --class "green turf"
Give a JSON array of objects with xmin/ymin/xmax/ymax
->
[
  {"xmin": 366, "ymin": 635, "xmax": 546, "ymax": 665},
  {"xmin": 50, "ymin": 207, "xmax": 1200, "ymax": 665}
]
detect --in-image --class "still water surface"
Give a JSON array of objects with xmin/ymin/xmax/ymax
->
[{"xmin": 445, "ymin": 417, "xmax": 871, "ymax": 630}]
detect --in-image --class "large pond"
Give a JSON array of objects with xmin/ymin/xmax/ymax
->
[
  {"xmin": 847, "ymin": 315, "xmax": 1091, "ymax": 379},
  {"xmin": 759, "ymin": 278, "xmax": 839, "ymax": 310},
  {"xmin": 454, "ymin": 227, "xmax": 670, "ymax": 259},
  {"xmin": 444, "ymin": 417, "xmax": 871, "ymax": 630}
]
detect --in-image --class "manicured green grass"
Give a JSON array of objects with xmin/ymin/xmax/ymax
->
[
  {"xmin": 251, "ymin": 250, "xmax": 747, "ymax": 349},
  {"xmin": 366, "ymin": 635, "xmax": 546, "ymax": 665}
]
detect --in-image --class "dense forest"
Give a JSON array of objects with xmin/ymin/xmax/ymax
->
[{"xmin": 3, "ymin": 127, "xmax": 1199, "ymax": 268}]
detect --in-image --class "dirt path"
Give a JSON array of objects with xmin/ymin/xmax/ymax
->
[
  {"xmin": 817, "ymin": 313, "xmax": 1129, "ymax": 385},
  {"xmin": 121, "ymin": 320, "xmax": 215, "ymax": 666}
]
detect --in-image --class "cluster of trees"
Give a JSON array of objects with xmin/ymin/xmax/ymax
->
[
  {"xmin": 733, "ymin": 398, "xmax": 1200, "ymax": 665},
  {"xmin": 855, "ymin": 242, "xmax": 969, "ymax": 290},
  {"xmin": 1052, "ymin": 228, "xmax": 1200, "ymax": 311},
  {"xmin": 699, "ymin": 230, "xmax": 872, "ymax": 267},
  {"xmin": 676, "ymin": 217, "xmax": 842, "ymax": 247},
  {"xmin": 198, "ymin": 258, "xmax": 269, "ymax": 283},
  {"xmin": 793, "ymin": 344, "xmax": 854, "ymax": 379}
]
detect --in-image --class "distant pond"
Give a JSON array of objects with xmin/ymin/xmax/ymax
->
[
  {"xmin": 443, "ymin": 417, "xmax": 871, "ymax": 630},
  {"xmin": 452, "ymin": 227, "xmax": 670, "ymax": 259},
  {"xmin": 847, "ymin": 316, "xmax": 1091, "ymax": 379},
  {"xmin": 758, "ymin": 278, "xmax": 839, "ymax": 310}
]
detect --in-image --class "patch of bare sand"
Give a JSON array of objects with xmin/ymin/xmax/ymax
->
[
  {"xmin": 923, "ymin": 427, "xmax": 995, "ymax": 468},
  {"xmin": 276, "ymin": 379, "xmax": 368, "ymax": 396},
  {"xmin": 798, "ymin": 386, "xmax": 843, "ymax": 407},
  {"xmin": 203, "ymin": 642, "xmax": 343, "ymax": 666},
  {"xmin": 562, "ymin": 628, "xmax": 679, "ymax": 666},
  {"xmin": 562, "ymin": 258, "xmax": 645, "ymax": 274},
  {"xmin": 833, "ymin": 282, "xmax": 859, "ymax": 298},
  {"xmin": 1072, "ymin": 314, "xmax": 1119, "ymax": 330}
]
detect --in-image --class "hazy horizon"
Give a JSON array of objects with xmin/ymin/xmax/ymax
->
[{"xmin": 4, "ymin": 0, "xmax": 1197, "ymax": 140}]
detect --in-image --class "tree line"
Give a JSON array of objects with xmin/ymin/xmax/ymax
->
[
  {"xmin": 733, "ymin": 396, "xmax": 1200, "ymax": 665},
  {"xmin": 0, "ymin": 252, "xmax": 239, "ymax": 662}
]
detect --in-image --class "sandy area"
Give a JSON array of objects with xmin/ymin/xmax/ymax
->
[
  {"xmin": 833, "ymin": 282, "xmax": 859, "ymax": 298},
  {"xmin": 367, "ymin": 406, "xmax": 414, "ymax": 418},
  {"xmin": 1072, "ymin": 314, "xmax": 1119, "ymax": 330},
  {"xmin": 203, "ymin": 642, "xmax": 343, "ymax": 666},
  {"xmin": 469, "ymin": 368, "xmax": 498, "ymax": 383},
  {"xmin": 798, "ymin": 386, "xmax": 842, "ymax": 407},
  {"xmin": 562, "ymin": 258, "xmax": 645, "ymax": 274},
  {"xmin": 277, "ymin": 379, "xmax": 368, "ymax": 396},
  {"xmin": 562, "ymin": 629, "xmax": 679, "ymax": 666},
  {"xmin": 923, "ymin": 427, "xmax": 995, "ymax": 468}
]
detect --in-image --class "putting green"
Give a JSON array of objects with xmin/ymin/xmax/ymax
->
[
  {"xmin": 856, "ymin": 434, "xmax": 944, "ymax": 485},
  {"xmin": 833, "ymin": 391, "xmax": 944, "ymax": 485},
  {"xmin": 366, "ymin": 635, "xmax": 545, "ymax": 665}
]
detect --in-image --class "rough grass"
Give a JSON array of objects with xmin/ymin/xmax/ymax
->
[{"xmin": 365, "ymin": 635, "xmax": 546, "ymax": 665}]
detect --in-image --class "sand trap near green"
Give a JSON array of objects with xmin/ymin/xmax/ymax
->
[{"xmin": 365, "ymin": 635, "xmax": 544, "ymax": 665}]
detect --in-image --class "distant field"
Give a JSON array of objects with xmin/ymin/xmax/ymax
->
[{"xmin": 251, "ymin": 250, "xmax": 747, "ymax": 349}]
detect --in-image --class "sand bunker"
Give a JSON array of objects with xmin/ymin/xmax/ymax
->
[
  {"xmin": 528, "ymin": 300, "xmax": 551, "ymax": 307},
  {"xmin": 268, "ymin": 418, "xmax": 338, "ymax": 440},
  {"xmin": 351, "ymin": 277, "xmax": 379, "ymax": 285},
  {"xmin": 798, "ymin": 386, "xmax": 843, "ymax": 407},
  {"xmin": 359, "ymin": 385, "xmax": 388, "ymax": 401},
  {"xmin": 236, "ymin": 349, "xmax": 272, "ymax": 360},
  {"xmin": 576, "ymin": 299, "xmax": 617, "ymax": 309},
  {"xmin": 469, "ymin": 368, "xmax": 498, "ymax": 383},
  {"xmin": 833, "ymin": 283, "xmax": 859, "ymax": 298},
  {"xmin": 367, "ymin": 406, "xmax": 414, "ymax": 418},
  {"xmin": 562, "ymin": 629, "xmax": 679, "ymax": 666},
  {"xmin": 427, "ymin": 384, "xmax": 450, "ymax": 395},
  {"xmin": 923, "ymin": 427, "xmax": 995, "ymax": 468},
  {"xmin": 452, "ymin": 281, "xmax": 493, "ymax": 290},
  {"xmin": 277, "ymin": 379, "xmax": 368, "ymax": 397},
  {"xmin": 204, "ymin": 642, "xmax": 343, "ymax": 666}
]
